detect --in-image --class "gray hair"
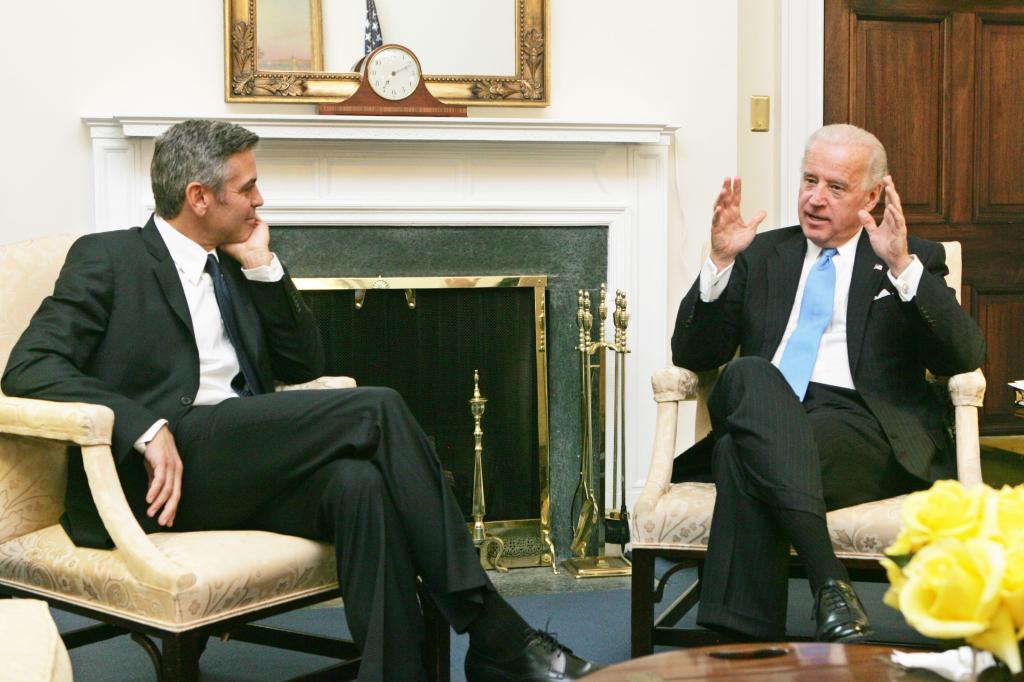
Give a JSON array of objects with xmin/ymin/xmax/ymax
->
[
  {"xmin": 802, "ymin": 124, "xmax": 888, "ymax": 190},
  {"xmin": 151, "ymin": 119, "xmax": 260, "ymax": 219}
]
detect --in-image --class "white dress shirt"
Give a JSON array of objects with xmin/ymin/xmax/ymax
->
[
  {"xmin": 134, "ymin": 217, "xmax": 284, "ymax": 451},
  {"xmin": 699, "ymin": 229, "xmax": 924, "ymax": 390}
]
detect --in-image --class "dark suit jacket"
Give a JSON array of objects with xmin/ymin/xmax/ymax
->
[
  {"xmin": 671, "ymin": 226, "xmax": 984, "ymax": 483},
  {"xmin": 1, "ymin": 217, "xmax": 325, "ymax": 547}
]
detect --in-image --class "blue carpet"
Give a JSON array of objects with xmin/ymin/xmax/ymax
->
[
  {"xmin": 49, "ymin": 564, "xmax": 931, "ymax": 680},
  {"xmin": 50, "ymin": 590, "xmax": 630, "ymax": 681}
]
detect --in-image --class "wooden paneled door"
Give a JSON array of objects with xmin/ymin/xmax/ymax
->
[{"xmin": 825, "ymin": 0, "xmax": 1024, "ymax": 434}]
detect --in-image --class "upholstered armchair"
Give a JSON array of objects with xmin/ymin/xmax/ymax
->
[
  {"xmin": 0, "ymin": 235, "xmax": 449, "ymax": 681},
  {"xmin": 629, "ymin": 241, "xmax": 986, "ymax": 655}
]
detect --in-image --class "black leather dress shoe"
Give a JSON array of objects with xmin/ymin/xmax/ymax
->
[
  {"xmin": 814, "ymin": 578, "xmax": 875, "ymax": 643},
  {"xmin": 465, "ymin": 629, "xmax": 601, "ymax": 681}
]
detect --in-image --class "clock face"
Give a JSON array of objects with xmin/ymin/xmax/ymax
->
[{"xmin": 366, "ymin": 47, "xmax": 421, "ymax": 101}]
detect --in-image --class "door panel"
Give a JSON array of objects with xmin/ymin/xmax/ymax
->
[
  {"xmin": 826, "ymin": 0, "xmax": 1024, "ymax": 434},
  {"xmin": 855, "ymin": 18, "xmax": 947, "ymax": 222},
  {"xmin": 976, "ymin": 20, "xmax": 1024, "ymax": 218}
]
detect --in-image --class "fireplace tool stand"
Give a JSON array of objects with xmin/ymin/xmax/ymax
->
[{"xmin": 564, "ymin": 285, "xmax": 632, "ymax": 578}]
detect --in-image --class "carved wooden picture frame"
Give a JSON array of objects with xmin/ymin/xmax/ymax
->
[{"xmin": 225, "ymin": 0, "xmax": 549, "ymax": 107}]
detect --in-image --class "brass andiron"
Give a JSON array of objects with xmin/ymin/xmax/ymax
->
[
  {"xmin": 564, "ymin": 285, "xmax": 632, "ymax": 578},
  {"xmin": 469, "ymin": 370, "xmax": 507, "ymax": 572}
]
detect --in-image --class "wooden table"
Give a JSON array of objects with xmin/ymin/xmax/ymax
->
[{"xmin": 584, "ymin": 642, "xmax": 994, "ymax": 681}]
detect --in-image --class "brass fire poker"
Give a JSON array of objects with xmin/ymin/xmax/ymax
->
[
  {"xmin": 605, "ymin": 291, "xmax": 631, "ymax": 549},
  {"xmin": 564, "ymin": 285, "xmax": 632, "ymax": 578},
  {"xmin": 469, "ymin": 370, "xmax": 507, "ymax": 572}
]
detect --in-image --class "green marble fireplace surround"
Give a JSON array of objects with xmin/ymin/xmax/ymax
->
[{"xmin": 272, "ymin": 225, "xmax": 608, "ymax": 561}]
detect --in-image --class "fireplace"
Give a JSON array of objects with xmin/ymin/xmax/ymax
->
[
  {"xmin": 295, "ymin": 274, "xmax": 552, "ymax": 567},
  {"xmin": 84, "ymin": 114, "xmax": 676, "ymax": 561}
]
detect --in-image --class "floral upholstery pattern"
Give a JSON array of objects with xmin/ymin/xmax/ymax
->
[
  {"xmin": 0, "ymin": 525, "xmax": 337, "ymax": 631},
  {"xmin": 631, "ymin": 481, "xmax": 905, "ymax": 560},
  {"xmin": 0, "ymin": 234, "xmax": 79, "ymax": 377}
]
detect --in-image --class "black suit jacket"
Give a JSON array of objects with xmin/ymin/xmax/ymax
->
[
  {"xmin": 2, "ymin": 217, "xmax": 325, "ymax": 546},
  {"xmin": 672, "ymin": 226, "xmax": 984, "ymax": 482}
]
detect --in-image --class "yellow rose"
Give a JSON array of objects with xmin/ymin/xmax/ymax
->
[
  {"xmin": 968, "ymin": 607, "xmax": 1022, "ymax": 675},
  {"xmin": 886, "ymin": 480, "xmax": 987, "ymax": 556},
  {"xmin": 898, "ymin": 538, "xmax": 1003, "ymax": 638},
  {"xmin": 985, "ymin": 484, "xmax": 1024, "ymax": 548},
  {"xmin": 879, "ymin": 556, "xmax": 906, "ymax": 611},
  {"xmin": 1003, "ymin": 543, "xmax": 1024, "ymax": 632}
]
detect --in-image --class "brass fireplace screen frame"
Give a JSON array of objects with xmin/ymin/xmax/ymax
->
[{"xmin": 294, "ymin": 275, "xmax": 554, "ymax": 569}]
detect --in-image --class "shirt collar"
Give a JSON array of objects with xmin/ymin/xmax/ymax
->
[
  {"xmin": 154, "ymin": 215, "xmax": 217, "ymax": 285},
  {"xmin": 805, "ymin": 228, "xmax": 862, "ymax": 262}
]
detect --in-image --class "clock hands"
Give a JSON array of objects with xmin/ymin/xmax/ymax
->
[{"xmin": 382, "ymin": 63, "xmax": 415, "ymax": 92}]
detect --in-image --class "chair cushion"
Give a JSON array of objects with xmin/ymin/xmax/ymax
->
[
  {"xmin": 631, "ymin": 481, "xmax": 905, "ymax": 560},
  {"xmin": 0, "ymin": 435, "xmax": 67, "ymax": 546},
  {"xmin": 0, "ymin": 524, "xmax": 337, "ymax": 632},
  {"xmin": 0, "ymin": 598, "xmax": 72, "ymax": 682}
]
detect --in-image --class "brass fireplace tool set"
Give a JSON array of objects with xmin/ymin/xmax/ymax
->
[
  {"xmin": 564, "ymin": 284, "xmax": 632, "ymax": 578},
  {"xmin": 468, "ymin": 370, "xmax": 508, "ymax": 572}
]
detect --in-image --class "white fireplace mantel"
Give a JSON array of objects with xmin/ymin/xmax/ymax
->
[
  {"xmin": 84, "ymin": 114, "xmax": 677, "ymax": 145},
  {"xmin": 84, "ymin": 114, "xmax": 679, "ymax": 506}
]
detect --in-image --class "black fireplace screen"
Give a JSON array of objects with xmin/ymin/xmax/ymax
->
[{"xmin": 298, "ymin": 281, "xmax": 544, "ymax": 523}]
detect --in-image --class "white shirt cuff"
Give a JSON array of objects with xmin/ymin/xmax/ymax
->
[
  {"xmin": 699, "ymin": 257, "xmax": 734, "ymax": 303},
  {"xmin": 241, "ymin": 253, "xmax": 284, "ymax": 282},
  {"xmin": 887, "ymin": 254, "xmax": 923, "ymax": 301},
  {"xmin": 134, "ymin": 419, "xmax": 168, "ymax": 454}
]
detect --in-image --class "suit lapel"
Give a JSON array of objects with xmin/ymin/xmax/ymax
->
[
  {"xmin": 141, "ymin": 218, "xmax": 194, "ymax": 337},
  {"xmin": 846, "ymin": 231, "xmax": 886, "ymax": 377},
  {"xmin": 762, "ymin": 231, "xmax": 807, "ymax": 357}
]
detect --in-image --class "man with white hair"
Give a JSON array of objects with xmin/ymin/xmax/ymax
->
[{"xmin": 670, "ymin": 124, "xmax": 984, "ymax": 642}]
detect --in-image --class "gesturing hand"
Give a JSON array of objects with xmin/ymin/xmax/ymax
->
[
  {"xmin": 859, "ymin": 175, "xmax": 912, "ymax": 276},
  {"xmin": 222, "ymin": 216, "xmax": 273, "ymax": 270},
  {"xmin": 710, "ymin": 177, "xmax": 767, "ymax": 269},
  {"xmin": 143, "ymin": 425, "xmax": 183, "ymax": 527}
]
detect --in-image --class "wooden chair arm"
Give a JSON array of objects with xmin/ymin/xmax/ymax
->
[
  {"xmin": 0, "ymin": 396, "xmax": 195, "ymax": 593},
  {"xmin": 947, "ymin": 369, "xmax": 986, "ymax": 488},
  {"xmin": 634, "ymin": 367, "xmax": 699, "ymax": 519},
  {"xmin": 0, "ymin": 396, "xmax": 113, "ymax": 446}
]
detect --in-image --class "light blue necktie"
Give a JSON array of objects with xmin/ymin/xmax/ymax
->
[{"xmin": 778, "ymin": 247, "xmax": 838, "ymax": 400}]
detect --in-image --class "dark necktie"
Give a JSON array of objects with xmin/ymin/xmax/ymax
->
[
  {"xmin": 778, "ymin": 247, "xmax": 838, "ymax": 400},
  {"xmin": 205, "ymin": 253, "xmax": 261, "ymax": 396}
]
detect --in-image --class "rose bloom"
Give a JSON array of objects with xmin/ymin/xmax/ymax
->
[
  {"xmin": 1002, "ymin": 542, "xmax": 1024, "ymax": 632},
  {"xmin": 886, "ymin": 480, "xmax": 987, "ymax": 556},
  {"xmin": 985, "ymin": 484, "xmax": 1024, "ymax": 548},
  {"xmin": 897, "ymin": 537, "xmax": 1021, "ymax": 673}
]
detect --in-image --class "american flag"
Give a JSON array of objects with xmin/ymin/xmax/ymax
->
[{"xmin": 365, "ymin": 0, "xmax": 383, "ymax": 54}]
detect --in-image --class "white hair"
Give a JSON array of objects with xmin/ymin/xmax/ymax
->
[{"xmin": 802, "ymin": 124, "xmax": 888, "ymax": 189}]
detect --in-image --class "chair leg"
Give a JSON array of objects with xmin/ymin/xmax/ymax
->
[
  {"xmin": 420, "ymin": 587, "xmax": 451, "ymax": 682},
  {"xmin": 631, "ymin": 548, "xmax": 656, "ymax": 657},
  {"xmin": 160, "ymin": 632, "xmax": 201, "ymax": 682}
]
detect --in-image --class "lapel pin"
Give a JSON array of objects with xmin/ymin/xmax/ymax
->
[{"xmin": 873, "ymin": 264, "xmax": 883, "ymax": 271}]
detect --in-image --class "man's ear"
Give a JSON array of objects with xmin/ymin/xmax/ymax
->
[
  {"xmin": 184, "ymin": 182, "xmax": 209, "ymax": 217},
  {"xmin": 863, "ymin": 182, "xmax": 882, "ymax": 213}
]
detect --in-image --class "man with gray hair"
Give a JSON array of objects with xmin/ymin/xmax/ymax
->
[
  {"xmin": 3, "ymin": 119, "xmax": 598, "ymax": 681},
  {"xmin": 670, "ymin": 124, "xmax": 984, "ymax": 643}
]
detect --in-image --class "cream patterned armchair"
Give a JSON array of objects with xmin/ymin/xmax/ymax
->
[
  {"xmin": 0, "ymin": 235, "xmax": 449, "ymax": 681},
  {"xmin": 629, "ymin": 241, "xmax": 986, "ymax": 655}
]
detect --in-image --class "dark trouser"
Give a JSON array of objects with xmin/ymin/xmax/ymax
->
[
  {"xmin": 133, "ymin": 387, "xmax": 490, "ymax": 681},
  {"xmin": 691, "ymin": 357, "xmax": 924, "ymax": 639}
]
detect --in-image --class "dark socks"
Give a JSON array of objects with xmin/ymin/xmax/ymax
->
[
  {"xmin": 774, "ymin": 508, "xmax": 849, "ymax": 594},
  {"xmin": 467, "ymin": 588, "xmax": 533, "ymax": 659}
]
